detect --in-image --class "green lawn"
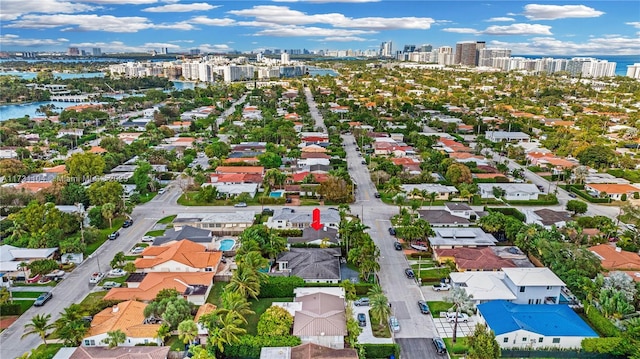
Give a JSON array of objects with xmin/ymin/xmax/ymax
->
[
  {"xmin": 300, "ymin": 199, "xmax": 321, "ymax": 206},
  {"xmin": 22, "ymin": 343, "xmax": 64, "ymax": 359},
  {"xmin": 166, "ymin": 335, "xmax": 187, "ymax": 351},
  {"xmin": 86, "ymin": 218, "xmax": 125, "ymax": 255},
  {"xmin": 138, "ymin": 192, "xmax": 157, "ymax": 204},
  {"xmin": 245, "ymin": 297, "xmax": 293, "ymax": 335},
  {"xmin": 14, "ymin": 300, "xmax": 34, "ymax": 313},
  {"xmin": 80, "ymin": 291, "xmax": 108, "ymax": 307},
  {"xmin": 145, "ymin": 230, "xmax": 165, "ymax": 237},
  {"xmin": 205, "ymin": 282, "xmax": 227, "ymax": 307},
  {"xmin": 427, "ymin": 301, "xmax": 453, "ymax": 315},
  {"xmin": 368, "ymin": 311, "xmax": 391, "ymax": 338},
  {"xmin": 10, "ymin": 292, "xmax": 42, "ymax": 298},
  {"xmin": 178, "ymin": 193, "xmax": 284, "ymax": 206},
  {"xmin": 416, "ymin": 267, "xmax": 451, "ymax": 279},
  {"xmin": 443, "ymin": 337, "xmax": 469, "ymax": 358},
  {"xmin": 158, "ymin": 215, "xmax": 177, "ymax": 224}
]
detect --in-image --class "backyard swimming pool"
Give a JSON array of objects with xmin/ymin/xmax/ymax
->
[
  {"xmin": 219, "ymin": 239, "xmax": 236, "ymax": 251},
  {"xmin": 269, "ymin": 190, "xmax": 284, "ymax": 198}
]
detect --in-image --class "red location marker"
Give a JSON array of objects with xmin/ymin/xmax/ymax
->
[{"xmin": 311, "ymin": 208, "xmax": 323, "ymax": 230}]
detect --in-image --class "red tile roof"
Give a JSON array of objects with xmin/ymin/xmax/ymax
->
[
  {"xmin": 135, "ymin": 240, "xmax": 222, "ymax": 271},
  {"xmin": 215, "ymin": 166, "xmax": 265, "ymax": 174},
  {"xmin": 434, "ymin": 247, "xmax": 517, "ymax": 271}
]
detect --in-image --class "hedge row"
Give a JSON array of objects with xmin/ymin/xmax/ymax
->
[
  {"xmin": 506, "ymin": 198, "xmax": 559, "ymax": 206},
  {"xmin": 563, "ymin": 185, "xmax": 610, "ymax": 204},
  {"xmin": 224, "ymin": 335, "xmax": 301, "ymax": 359},
  {"xmin": 581, "ymin": 337, "xmax": 626, "ymax": 355},
  {"xmin": 0, "ymin": 303, "xmax": 22, "ymax": 315},
  {"xmin": 584, "ymin": 305, "xmax": 620, "ymax": 337},
  {"xmin": 357, "ymin": 343, "xmax": 401, "ymax": 359},
  {"xmin": 273, "ymin": 229, "xmax": 303, "ymax": 237},
  {"xmin": 260, "ymin": 276, "xmax": 305, "ymax": 298},
  {"xmin": 486, "ymin": 207, "xmax": 526, "ymax": 222}
]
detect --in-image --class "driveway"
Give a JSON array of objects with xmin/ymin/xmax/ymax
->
[
  {"xmin": 432, "ymin": 315, "xmax": 477, "ymax": 339},
  {"xmin": 396, "ymin": 338, "xmax": 448, "ymax": 359},
  {"xmin": 351, "ymin": 304, "xmax": 394, "ymax": 344}
]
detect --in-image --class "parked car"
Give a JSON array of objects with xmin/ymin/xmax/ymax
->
[
  {"xmin": 374, "ymin": 192, "xmax": 381, "ymax": 198},
  {"xmin": 234, "ymin": 202, "xmax": 247, "ymax": 207},
  {"xmin": 389, "ymin": 316, "xmax": 400, "ymax": 332},
  {"xmin": 404, "ymin": 268, "xmax": 415, "ymax": 279},
  {"xmin": 417, "ymin": 300, "xmax": 430, "ymax": 314},
  {"xmin": 388, "ymin": 227, "xmax": 396, "ymax": 235},
  {"xmin": 33, "ymin": 292, "xmax": 53, "ymax": 307},
  {"xmin": 122, "ymin": 219, "xmax": 133, "ymax": 228},
  {"xmin": 158, "ymin": 188, "xmax": 166, "ymax": 195},
  {"xmin": 108, "ymin": 231, "xmax": 120, "ymax": 240},
  {"xmin": 432, "ymin": 337, "xmax": 447, "ymax": 354},
  {"xmin": 432, "ymin": 283, "xmax": 451, "ymax": 291},
  {"xmin": 102, "ymin": 281, "xmax": 122, "ymax": 289},
  {"xmin": 131, "ymin": 247, "xmax": 144, "ymax": 255},
  {"xmin": 354, "ymin": 297, "xmax": 370, "ymax": 306},
  {"xmin": 141, "ymin": 236, "xmax": 155, "ymax": 242},
  {"xmin": 108, "ymin": 268, "xmax": 127, "ymax": 277},
  {"xmin": 262, "ymin": 208, "xmax": 274, "ymax": 215},
  {"xmin": 361, "ymin": 160, "xmax": 367, "ymax": 165},
  {"xmin": 394, "ymin": 242, "xmax": 402, "ymax": 251},
  {"xmin": 89, "ymin": 272, "xmax": 105, "ymax": 284},
  {"xmin": 568, "ymin": 192, "xmax": 577, "ymax": 198},
  {"xmin": 446, "ymin": 312, "xmax": 469, "ymax": 323},
  {"xmin": 357, "ymin": 313, "xmax": 366, "ymax": 327}
]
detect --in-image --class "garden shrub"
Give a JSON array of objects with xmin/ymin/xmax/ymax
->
[
  {"xmin": 357, "ymin": 343, "xmax": 400, "ymax": 359},
  {"xmin": 0, "ymin": 303, "xmax": 22, "ymax": 315},
  {"xmin": 581, "ymin": 337, "xmax": 625, "ymax": 355},
  {"xmin": 584, "ymin": 304, "xmax": 620, "ymax": 337},
  {"xmin": 224, "ymin": 335, "xmax": 301, "ymax": 359},
  {"xmin": 259, "ymin": 276, "xmax": 304, "ymax": 298}
]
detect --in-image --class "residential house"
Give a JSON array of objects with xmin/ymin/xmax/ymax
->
[
  {"xmin": 0, "ymin": 245, "xmax": 58, "ymax": 280},
  {"xmin": 501, "ymin": 267, "xmax": 565, "ymax": 305},
  {"xmin": 266, "ymin": 208, "xmax": 340, "ymax": 230},
  {"xmin": 584, "ymin": 183, "xmax": 640, "ymax": 200},
  {"xmin": 589, "ymin": 244, "xmax": 640, "ymax": 282},
  {"xmin": 274, "ymin": 248, "xmax": 342, "ymax": 283},
  {"xmin": 117, "ymin": 132, "xmax": 144, "ymax": 144},
  {"xmin": 195, "ymin": 303, "xmax": 217, "ymax": 341},
  {"xmin": 172, "ymin": 211, "xmax": 255, "ymax": 236},
  {"xmin": 428, "ymin": 228, "xmax": 497, "ymax": 249},
  {"xmin": 57, "ymin": 129, "xmax": 84, "ymax": 138},
  {"xmin": 292, "ymin": 291, "xmax": 347, "ymax": 348},
  {"xmin": 82, "ymin": 301, "xmax": 161, "ymax": 347},
  {"xmin": 477, "ymin": 183, "xmax": 540, "ymax": 201},
  {"xmin": 417, "ymin": 203, "xmax": 478, "ymax": 227},
  {"xmin": 134, "ymin": 240, "xmax": 222, "ymax": 273},
  {"xmin": 298, "ymin": 152, "xmax": 330, "ymax": 168},
  {"xmin": 525, "ymin": 209, "xmax": 572, "ymax": 229},
  {"xmin": 260, "ymin": 343, "xmax": 358, "ymax": 359},
  {"xmin": 391, "ymin": 158, "xmax": 422, "ymax": 175},
  {"xmin": 103, "ymin": 272, "xmax": 214, "ymax": 305},
  {"xmin": 477, "ymin": 300, "xmax": 598, "ymax": 349},
  {"xmin": 69, "ymin": 346, "xmax": 170, "ymax": 359},
  {"xmin": 449, "ymin": 272, "xmax": 517, "ymax": 305},
  {"xmin": 485, "ymin": 131, "xmax": 531, "ymax": 143},
  {"xmin": 153, "ymin": 226, "xmax": 213, "ymax": 246},
  {"xmin": 287, "ymin": 227, "xmax": 339, "ymax": 246},
  {"xmin": 434, "ymin": 247, "xmax": 517, "ymax": 272},
  {"xmin": 449, "ymin": 152, "xmax": 489, "ymax": 166},
  {"xmin": 300, "ymin": 144, "xmax": 328, "ymax": 153},
  {"xmin": 401, "ymin": 184, "xmax": 458, "ymax": 201}
]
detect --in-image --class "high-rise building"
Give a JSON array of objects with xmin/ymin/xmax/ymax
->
[
  {"xmin": 160, "ymin": 47, "xmax": 169, "ymax": 55},
  {"xmin": 189, "ymin": 49, "xmax": 201, "ymax": 55},
  {"xmin": 380, "ymin": 41, "xmax": 393, "ymax": 57},
  {"xmin": 477, "ymin": 48, "xmax": 511, "ymax": 67},
  {"xmin": 437, "ymin": 46, "xmax": 454, "ymax": 66},
  {"xmin": 627, "ymin": 63, "xmax": 640, "ymax": 79},
  {"xmin": 281, "ymin": 52, "xmax": 290, "ymax": 65},
  {"xmin": 419, "ymin": 44, "xmax": 433, "ymax": 52},
  {"xmin": 67, "ymin": 47, "xmax": 80, "ymax": 56},
  {"xmin": 403, "ymin": 45, "xmax": 416, "ymax": 53},
  {"xmin": 455, "ymin": 41, "xmax": 485, "ymax": 66},
  {"xmin": 92, "ymin": 48, "xmax": 102, "ymax": 56}
]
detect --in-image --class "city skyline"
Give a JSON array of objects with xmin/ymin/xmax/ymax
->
[{"xmin": 1, "ymin": 0, "xmax": 639, "ymax": 56}]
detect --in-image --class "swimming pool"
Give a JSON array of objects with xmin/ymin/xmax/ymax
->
[
  {"xmin": 269, "ymin": 190, "xmax": 284, "ymax": 198},
  {"xmin": 219, "ymin": 239, "xmax": 236, "ymax": 251}
]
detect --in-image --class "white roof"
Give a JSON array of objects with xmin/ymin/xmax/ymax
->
[
  {"xmin": 401, "ymin": 184, "xmax": 458, "ymax": 193},
  {"xmin": 478, "ymin": 183, "xmax": 540, "ymax": 194},
  {"xmin": 429, "ymin": 227, "xmax": 497, "ymax": 246},
  {"xmin": 502, "ymin": 267, "xmax": 565, "ymax": 286},
  {"xmin": 174, "ymin": 211, "xmax": 255, "ymax": 224},
  {"xmin": 449, "ymin": 272, "xmax": 517, "ymax": 302}
]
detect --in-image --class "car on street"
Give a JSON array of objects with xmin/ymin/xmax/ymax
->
[
  {"xmin": 404, "ymin": 268, "xmax": 415, "ymax": 279},
  {"xmin": 374, "ymin": 192, "xmax": 381, "ymax": 198},
  {"xmin": 432, "ymin": 337, "xmax": 447, "ymax": 354},
  {"xmin": 33, "ymin": 292, "xmax": 53, "ymax": 307},
  {"xmin": 354, "ymin": 297, "xmax": 370, "ymax": 306},
  {"xmin": 102, "ymin": 281, "xmax": 122, "ymax": 289},
  {"xmin": 122, "ymin": 219, "xmax": 133, "ymax": 228},
  {"xmin": 131, "ymin": 247, "xmax": 144, "ymax": 255},
  {"xmin": 394, "ymin": 242, "xmax": 402, "ymax": 251},
  {"xmin": 108, "ymin": 268, "xmax": 127, "ymax": 277},
  {"xmin": 108, "ymin": 231, "xmax": 120, "ymax": 240},
  {"xmin": 568, "ymin": 192, "xmax": 577, "ymax": 198},
  {"xmin": 388, "ymin": 227, "xmax": 396, "ymax": 235},
  {"xmin": 262, "ymin": 208, "xmax": 274, "ymax": 215},
  {"xmin": 417, "ymin": 300, "xmax": 430, "ymax": 314},
  {"xmin": 357, "ymin": 313, "xmax": 367, "ymax": 327},
  {"xmin": 446, "ymin": 312, "xmax": 470, "ymax": 323},
  {"xmin": 361, "ymin": 160, "xmax": 366, "ymax": 165},
  {"xmin": 389, "ymin": 316, "xmax": 400, "ymax": 332},
  {"xmin": 234, "ymin": 202, "xmax": 247, "ymax": 207},
  {"xmin": 89, "ymin": 272, "xmax": 105, "ymax": 284},
  {"xmin": 432, "ymin": 283, "xmax": 451, "ymax": 291},
  {"xmin": 141, "ymin": 236, "xmax": 155, "ymax": 242},
  {"xmin": 158, "ymin": 188, "xmax": 166, "ymax": 195}
]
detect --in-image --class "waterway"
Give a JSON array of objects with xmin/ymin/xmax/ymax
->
[{"xmin": 0, "ymin": 71, "xmax": 105, "ymax": 80}]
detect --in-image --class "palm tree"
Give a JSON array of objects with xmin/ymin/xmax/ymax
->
[
  {"xmin": 367, "ymin": 284, "xmax": 384, "ymax": 298},
  {"xmin": 22, "ymin": 314, "xmax": 55, "ymax": 345},
  {"xmin": 202, "ymin": 311, "xmax": 247, "ymax": 354},
  {"xmin": 217, "ymin": 291, "xmax": 254, "ymax": 324},
  {"xmin": 226, "ymin": 266, "xmax": 261, "ymax": 299},
  {"xmin": 155, "ymin": 323, "xmax": 171, "ymax": 346},
  {"xmin": 369, "ymin": 294, "xmax": 391, "ymax": 329},
  {"xmin": 101, "ymin": 202, "xmax": 116, "ymax": 229},
  {"xmin": 178, "ymin": 319, "xmax": 199, "ymax": 346},
  {"xmin": 102, "ymin": 329, "xmax": 126, "ymax": 348},
  {"xmin": 444, "ymin": 287, "xmax": 475, "ymax": 343},
  {"xmin": 55, "ymin": 304, "xmax": 88, "ymax": 346},
  {"xmin": 236, "ymin": 251, "xmax": 269, "ymax": 279}
]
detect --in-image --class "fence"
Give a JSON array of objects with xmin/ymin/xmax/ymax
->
[{"xmin": 500, "ymin": 349, "xmax": 626, "ymax": 359}]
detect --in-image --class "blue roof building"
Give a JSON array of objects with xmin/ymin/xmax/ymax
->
[{"xmin": 477, "ymin": 300, "xmax": 598, "ymax": 349}]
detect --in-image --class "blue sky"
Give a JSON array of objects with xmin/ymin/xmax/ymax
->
[{"xmin": 1, "ymin": 0, "xmax": 639, "ymax": 56}]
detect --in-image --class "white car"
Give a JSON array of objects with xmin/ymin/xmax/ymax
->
[
  {"xmin": 158, "ymin": 188, "xmax": 166, "ymax": 195},
  {"xmin": 432, "ymin": 283, "xmax": 451, "ymax": 291},
  {"xmin": 446, "ymin": 313, "xmax": 469, "ymax": 323},
  {"xmin": 102, "ymin": 281, "xmax": 122, "ymax": 289},
  {"xmin": 89, "ymin": 272, "xmax": 105, "ymax": 284},
  {"xmin": 141, "ymin": 236, "xmax": 155, "ymax": 242},
  {"xmin": 108, "ymin": 268, "xmax": 127, "ymax": 277},
  {"xmin": 131, "ymin": 247, "xmax": 144, "ymax": 255}
]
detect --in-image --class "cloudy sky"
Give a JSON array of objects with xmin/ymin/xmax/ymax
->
[{"xmin": 1, "ymin": 0, "xmax": 639, "ymax": 56}]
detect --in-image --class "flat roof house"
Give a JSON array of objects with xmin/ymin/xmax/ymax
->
[
  {"xmin": 428, "ymin": 228, "xmax": 497, "ymax": 249},
  {"xmin": 485, "ymin": 131, "xmax": 530, "ymax": 143},
  {"xmin": 173, "ymin": 211, "xmax": 255, "ymax": 236},
  {"xmin": 478, "ymin": 183, "xmax": 540, "ymax": 201}
]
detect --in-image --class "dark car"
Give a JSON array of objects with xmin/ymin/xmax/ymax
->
[
  {"xmin": 568, "ymin": 192, "xmax": 577, "ymax": 198},
  {"xmin": 404, "ymin": 268, "xmax": 415, "ymax": 279},
  {"xmin": 122, "ymin": 219, "xmax": 133, "ymax": 228},
  {"xmin": 418, "ymin": 300, "xmax": 430, "ymax": 314},
  {"xmin": 394, "ymin": 242, "xmax": 402, "ymax": 251},
  {"xmin": 34, "ymin": 292, "xmax": 53, "ymax": 307},
  {"xmin": 262, "ymin": 208, "xmax": 274, "ymax": 215},
  {"xmin": 108, "ymin": 231, "xmax": 120, "ymax": 240},
  {"xmin": 361, "ymin": 160, "xmax": 367, "ymax": 165},
  {"xmin": 388, "ymin": 227, "xmax": 396, "ymax": 235},
  {"xmin": 433, "ymin": 337, "xmax": 447, "ymax": 354},
  {"xmin": 374, "ymin": 192, "xmax": 381, "ymax": 198},
  {"xmin": 357, "ymin": 313, "xmax": 366, "ymax": 327}
]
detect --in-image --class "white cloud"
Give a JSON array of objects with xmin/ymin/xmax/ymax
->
[
  {"xmin": 626, "ymin": 22, "xmax": 640, "ymax": 29},
  {"xmin": 523, "ymin": 4, "xmax": 604, "ymax": 20},
  {"xmin": 0, "ymin": 34, "xmax": 69, "ymax": 46},
  {"xmin": 254, "ymin": 25, "xmax": 375, "ymax": 37},
  {"xmin": 228, "ymin": 5, "xmax": 434, "ymax": 30},
  {"xmin": 190, "ymin": 16, "xmax": 237, "ymax": 26},
  {"xmin": 486, "ymin": 17, "xmax": 515, "ymax": 22},
  {"xmin": 316, "ymin": 36, "xmax": 367, "ymax": 42},
  {"xmin": 490, "ymin": 35, "xmax": 640, "ymax": 55},
  {"xmin": 198, "ymin": 43, "xmax": 232, "ymax": 52},
  {"xmin": 143, "ymin": 3, "xmax": 218, "ymax": 12},
  {"xmin": 273, "ymin": 0, "xmax": 380, "ymax": 2},
  {"xmin": 442, "ymin": 28, "xmax": 480, "ymax": 34},
  {"xmin": 483, "ymin": 23, "xmax": 552, "ymax": 35},
  {"xmin": 5, "ymin": 14, "xmax": 193, "ymax": 32},
  {"xmin": 73, "ymin": 0, "xmax": 158, "ymax": 3},
  {"xmin": 0, "ymin": 0, "xmax": 95, "ymax": 21},
  {"xmin": 69, "ymin": 40, "xmax": 180, "ymax": 52}
]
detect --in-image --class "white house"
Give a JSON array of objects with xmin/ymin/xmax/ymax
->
[
  {"xmin": 401, "ymin": 184, "xmax": 459, "ymax": 201},
  {"xmin": 477, "ymin": 300, "xmax": 598, "ymax": 349},
  {"xmin": 266, "ymin": 208, "xmax": 340, "ymax": 230},
  {"xmin": 485, "ymin": 131, "xmax": 530, "ymax": 143},
  {"xmin": 83, "ymin": 301, "xmax": 161, "ymax": 347},
  {"xmin": 501, "ymin": 267, "xmax": 565, "ymax": 305},
  {"xmin": 477, "ymin": 183, "xmax": 540, "ymax": 201}
]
